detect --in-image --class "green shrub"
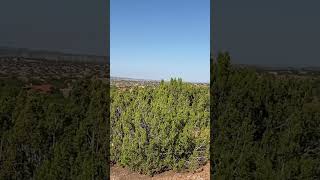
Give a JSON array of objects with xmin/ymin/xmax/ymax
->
[
  {"xmin": 0, "ymin": 79, "xmax": 109, "ymax": 179},
  {"xmin": 111, "ymin": 79, "xmax": 209, "ymax": 175},
  {"xmin": 211, "ymin": 52, "xmax": 320, "ymax": 179}
]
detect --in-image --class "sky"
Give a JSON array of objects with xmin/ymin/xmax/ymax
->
[
  {"xmin": 0, "ymin": 0, "xmax": 108, "ymax": 56},
  {"xmin": 111, "ymin": 0, "xmax": 210, "ymax": 83},
  {"xmin": 213, "ymin": 0, "xmax": 320, "ymax": 67}
]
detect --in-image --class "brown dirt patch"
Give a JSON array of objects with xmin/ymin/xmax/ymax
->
[{"xmin": 110, "ymin": 163, "xmax": 210, "ymax": 180}]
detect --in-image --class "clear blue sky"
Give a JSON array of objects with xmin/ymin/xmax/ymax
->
[{"xmin": 111, "ymin": 0, "xmax": 209, "ymax": 83}]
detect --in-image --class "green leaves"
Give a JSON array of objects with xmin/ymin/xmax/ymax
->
[
  {"xmin": 111, "ymin": 79, "xmax": 209, "ymax": 175},
  {"xmin": 0, "ymin": 79, "xmax": 109, "ymax": 179},
  {"xmin": 211, "ymin": 52, "xmax": 320, "ymax": 179}
]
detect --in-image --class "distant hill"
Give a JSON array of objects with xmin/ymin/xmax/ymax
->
[
  {"xmin": 110, "ymin": 76, "xmax": 160, "ymax": 82},
  {"xmin": 0, "ymin": 46, "xmax": 108, "ymax": 64},
  {"xmin": 233, "ymin": 64, "xmax": 320, "ymax": 72}
]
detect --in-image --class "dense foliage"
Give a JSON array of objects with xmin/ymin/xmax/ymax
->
[
  {"xmin": 110, "ymin": 79, "xmax": 210, "ymax": 175},
  {"xmin": 211, "ymin": 52, "xmax": 320, "ymax": 179},
  {"xmin": 0, "ymin": 78, "xmax": 109, "ymax": 179}
]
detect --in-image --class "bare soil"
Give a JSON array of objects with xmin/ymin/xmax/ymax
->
[{"xmin": 110, "ymin": 163, "xmax": 210, "ymax": 180}]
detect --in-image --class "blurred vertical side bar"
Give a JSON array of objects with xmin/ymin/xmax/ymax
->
[
  {"xmin": 106, "ymin": 0, "xmax": 111, "ymax": 179},
  {"xmin": 210, "ymin": 0, "xmax": 214, "ymax": 178}
]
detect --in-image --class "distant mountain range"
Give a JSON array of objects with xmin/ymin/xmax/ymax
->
[
  {"xmin": 0, "ymin": 46, "xmax": 109, "ymax": 63},
  {"xmin": 110, "ymin": 76, "xmax": 161, "ymax": 82},
  {"xmin": 233, "ymin": 64, "xmax": 320, "ymax": 72},
  {"xmin": 111, "ymin": 76, "xmax": 210, "ymax": 84}
]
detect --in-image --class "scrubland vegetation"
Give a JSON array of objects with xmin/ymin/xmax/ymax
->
[
  {"xmin": 1, "ymin": 52, "xmax": 319, "ymax": 179},
  {"xmin": 0, "ymin": 78, "xmax": 109, "ymax": 179},
  {"xmin": 211, "ymin": 52, "xmax": 320, "ymax": 179},
  {"xmin": 110, "ymin": 79, "xmax": 210, "ymax": 175}
]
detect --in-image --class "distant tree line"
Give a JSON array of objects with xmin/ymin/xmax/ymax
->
[
  {"xmin": 211, "ymin": 52, "xmax": 320, "ymax": 179},
  {"xmin": 110, "ymin": 79, "xmax": 210, "ymax": 175},
  {"xmin": 0, "ymin": 78, "xmax": 109, "ymax": 179}
]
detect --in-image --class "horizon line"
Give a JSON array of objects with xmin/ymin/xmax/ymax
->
[{"xmin": 110, "ymin": 76, "xmax": 209, "ymax": 84}]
